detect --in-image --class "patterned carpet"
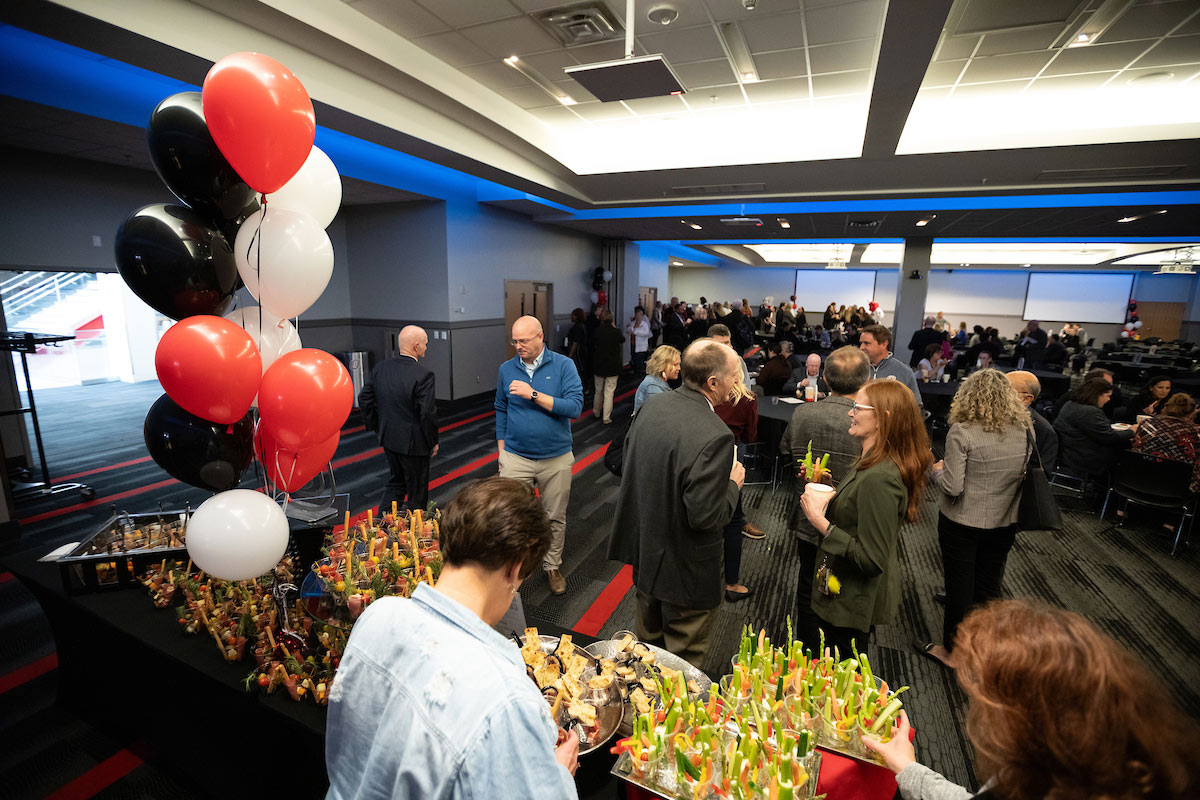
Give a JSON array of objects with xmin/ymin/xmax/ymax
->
[{"xmin": 1, "ymin": 375, "xmax": 1198, "ymax": 797}]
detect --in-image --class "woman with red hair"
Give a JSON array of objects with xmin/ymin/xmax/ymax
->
[
  {"xmin": 864, "ymin": 599, "xmax": 1199, "ymax": 800},
  {"xmin": 799, "ymin": 379, "xmax": 932, "ymax": 658}
]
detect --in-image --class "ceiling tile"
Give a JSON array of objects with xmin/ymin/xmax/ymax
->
[
  {"xmin": 808, "ymin": 39, "xmax": 876, "ymax": 74},
  {"xmin": 553, "ymin": 77, "xmax": 598, "ymax": 103},
  {"xmin": 459, "ymin": 61, "xmax": 530, "ymax": 90},
  {"xmin": 569, "ymin": 100, "xmax": 634, "ymax": 121},
  {"xmin": 622, "ymin": 93, "xmax": 690, "ymax": 116},
  {"xmin": 804, "ymin": 0, "xmax": 885, "ymax": 47},
  {"xmin": 1097, "ymin": 1, "xmax": 1198, "ymax": 44},
  {"xmin": 673, "ymin": 58, "xmax": 738, "ymax": 89},
  {"xmin": 916, "ymin": 86, "xmax": 953, "ymax": 100},
  {"xmin": 1029, "ymin": 71, "xmax": 1120, "ymax": 91},
  {"xmin": 569, "ymin": 39, "xmax": 633, "ymax": 63},
  {"xmin": 810, "ymin": 69, "xmax": 871, "ymax": 97},
  {"xmin": 739, "ymin": 11, "xmax": 807, "ymax": 53},
  {"xmin": 1176, "ymin": 12, "xmax": 1200, "ymax": 36},
  {"xmin": 345, "ymin": 0, "xmax": 451, "ymax": 38},
  {"xmin": 744, "ymin": 76, "xmax": 812, "ymax": 103},
  {"xmin": 974, "ymin": 25, "xmax": 1061, "ymax": 56},
  {"xmin": 959, "ymin": 51, "xmax": 1054, "ymax": 83},
  {"xmin": 637, "ymin": 24, "xmax": 727, "ymax": 63},
  {"xmin": 682, "ymin": 86, "xmax": 749, "ymax": 108},
  {"xmin": 496, "ymin": 85, "xmax": 561, "ymax": 108},
  {"xmin": 412, "ymin": 0, "xmax": 521, "ymax": 28},
  {"xmin": 1117, "ymin": 64, "xmax": 1200, "ymax": 85},
  {"xmin": 460, "ymin": 16, "xmax": 563, "ymax": 59},
  {"xmin": 935, "ymin": 35, "xmax": 980, "ymax": 61},
  {"xmin": 509, "ymin": 0, "xmax": 595, "ymax": 11},
  {"xmin": 922, "ymin": 59, "xmax": 967, "ymax": 87},
  {"xmin": 704, "ymin": 0, "xmax": 806, "ymax": 23},
  {"xmin": 949, "ymin": 78, "xmax": 1031, "ymax": 99},
  {"xmin": 1041, "ymin": 40, "xmax": 1154, "ymax": 75},
  {"xmin": 411, "ymin": 31, "xmax": 494, "ymax": 67},
  {"xmin": 1132, "ymin": 33, "xmax": 1200, "ymax": 68},
  {"xmin": 953, "ymin": 0, "xmax": 1078, "ymax": 34},
  {"xmin": 527, "ymin": 105, "xmax": 581, "ymax": 124},
  {"xmin": 517, "ymin": 49, "xmax": 582, "ymax": 76},
  {"xmin": 754, "ymin": 48, "xmax": 809, "ymax": 80}
]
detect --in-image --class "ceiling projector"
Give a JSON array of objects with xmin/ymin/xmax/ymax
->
[{"xmin": 720, "ymin": 217, "xmax": 763, "ymax": 226}]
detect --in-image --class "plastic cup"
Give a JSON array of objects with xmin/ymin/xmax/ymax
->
[
  {"xmin": 804, "ymin": 482, "xmax": 835, "ymax": 514},
  {"xmin": 804, "ymin": 385, "xmax": 817, "ymax": 402},
  {"xmin": 942, "ymin": 374, "xmax": 951, "ymax": 383}
]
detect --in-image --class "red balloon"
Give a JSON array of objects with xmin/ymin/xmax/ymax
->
[
  {"xmin": 155, "ymin": 316, "xmax": 262, "ymax": 424},
  {"xmin": 258, "ymin": 349, "xmax": 352, "ymax": 451},
  {"xmin": 202, "ymin": 52, "xmax": 315, "ymax": 194},
  {"xmin": 255, "ymin": 425, "xmax": 339, "ymax": 493}
]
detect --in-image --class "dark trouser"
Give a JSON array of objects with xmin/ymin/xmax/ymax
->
[
  {"xmin": 631, "ymin": 350, "xmax": 649, "ymax": 376},
  {"xmin": 819, "ymin": 623, "xmax": 872, "ymax": 663},
  {"xmin": 722, "ymin": 492, "xmax": 747, "ymax": 585},
  {"xmin": 793, "ymin": 537, "xmax": 823, "ymax": 652},
  {"xmin": 938, "ymin": 513, "xmax": 1018, "ymax": 652},
  {"xmin": 635, "ymin": 589, "xmax": 716, "ymax": 670},
  {"xmin": 378, "ymin": 449, "xmax": 430, "ymax": 516}
]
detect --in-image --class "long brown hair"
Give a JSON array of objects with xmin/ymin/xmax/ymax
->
[
  {"xmin": 956, "ymin": 600, "xmax": 1199, "ymax": 800},
  {"xmin": 857, "ymin": 379, "xmax": 931, "ymax": 522}
]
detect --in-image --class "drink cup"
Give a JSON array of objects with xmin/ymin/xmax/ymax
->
[
  {"xmin": 804, "ymin": 385, "xmax": 817, "ymax": 402},
  {"xmin": 804, "ymin": 483, "xmax": 835, "ymax": 513},
  {"xmin": 942, "ymin": 374, "xmax": 951, "ymax": 383}
]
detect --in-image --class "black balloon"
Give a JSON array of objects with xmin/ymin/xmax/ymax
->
[
  {"xmin": 144, "ymin": 394, "xmax": 254, "ymax": 492},
  {"xmin": 114, "ymin": 203, "xmax": 241, "ymax": 319},
  {"xmin": 147, "ymin": 92, "xmax": 260, "ymax": 227}
]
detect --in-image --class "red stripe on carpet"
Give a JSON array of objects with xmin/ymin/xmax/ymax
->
[
  {"xmin": 440, "ymin": 411, "xmax": 495, "ymax": 432},
  {"xmin": 18, "ymin": 479, "xmax": 180, "ymax": 525},
  {"xmin": 0, "ymin": 653, "xmax": 58, "ymax": 695},
  {"xmin": 573, "ymin": 564, "xmax": 634, "ymax": 637},
  {"xmin": 57, "ymin": 456, "xmax": 153, "ymax": 482},
  {"xmin": 429, "ymin": 452, "xmax": 499, "ymax": 490},
  {"xmin": 43, "ymin": 748, "xmax": 143, "ymax": 800},
  {"xmin": 571, "ymin": 442, "xmax": 610, "ymax": 474},
  {"xmin": 342, "ymin": 424, "xmax": 366, "ymax": 435},
  {"xmin": 331, "ymin": 446, "xmax": 384, "ymax": 470},
  {"xmin": 0, "ymin": 571, "xmax": 13, "ymax": 584}
]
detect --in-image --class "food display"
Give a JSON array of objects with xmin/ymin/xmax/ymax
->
[
  {"xmin": 611, "ymin": 623, "xmax": 909, "ymax": 798},
  {"xmin": 521, "ymin": 628, "xmax": 623, "ymax": 754},
  {"xmin": 585, "ymin": 631, "xmax": 711, "ymax": 735},
  {"xmin": 59, "ymin": 507, "xmax": 190, "ymax": 593}
]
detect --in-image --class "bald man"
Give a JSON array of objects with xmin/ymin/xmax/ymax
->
[
  {"xmin": 359, "ymin": 325, "xmax": 438, "ymax": 516},
  {"xmin": 1006, "ymin": 370, "xmax": 1058, "ymax": 470},
  {"xmin": 495, "ymin": 316, "xmax": 584, "ymax": 595}
]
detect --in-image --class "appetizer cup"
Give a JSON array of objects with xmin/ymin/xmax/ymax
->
[{"xmin": 803, "ymin": 482, "xmax": 835, "ymax": 514}]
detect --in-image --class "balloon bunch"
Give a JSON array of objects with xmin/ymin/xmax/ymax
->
[
  {"xmin": 590, "ymin": 266, "xmax": 612, "ymax": 307},
  {"xmin": 118, "ymin": 53, "xmax": 353, "ymax": 581},
  {"xmin": 1122, "ymin": 300, "xmax": 1143, "ymax": 339}
]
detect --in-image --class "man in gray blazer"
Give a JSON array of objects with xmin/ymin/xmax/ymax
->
[
  {"xmin": 780, "ymin": 346, "xmax": 870, "ymax": 648},
  {"xmin": 607, "ymin": 340, "xmax": 745, "ymax": 668}
]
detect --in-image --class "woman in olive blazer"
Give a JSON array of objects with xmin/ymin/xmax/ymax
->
[{"xmin": 801, "ymin": 379, "xmax": 931, "ymax": 659}]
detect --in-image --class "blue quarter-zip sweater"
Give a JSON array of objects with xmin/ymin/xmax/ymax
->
[{"xmin": 494, "ymin": 349, "xmax": 584, "ymax": 460}]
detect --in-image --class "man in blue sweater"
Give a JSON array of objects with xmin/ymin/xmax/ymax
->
[{"xmin": 495, "ymin": 316, "xmax": 584, "ymax": 595}]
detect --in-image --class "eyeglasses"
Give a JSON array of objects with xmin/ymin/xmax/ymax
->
[
  {"xmin": 850, "ymin": 402, "xmax": 875, "ymax": 414},
  {"xmin": 511, "ymin": 335, "xmax": 542, "ymax": 346}
]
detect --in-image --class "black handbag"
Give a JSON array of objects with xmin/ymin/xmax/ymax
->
[
  {"xmin": 603, "ymin": 412, "xmax": 636, "ymax": 477},
  {"xmin": 1017, "ymin": 427, "xmax": 1062, "ymax": 531}
]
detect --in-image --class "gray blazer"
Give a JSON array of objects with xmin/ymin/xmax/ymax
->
[
  {"xmin": 781, "ymin": 395, "xmax": 862, "ymax": 543},
  {"xmin": 935, "ymin": 422, "xmax": 1029, "ymax": 529}
]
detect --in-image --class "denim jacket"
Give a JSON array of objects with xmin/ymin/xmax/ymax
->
[{"xmin": 326, "ymin": 585, "xmax": 578, "ymax": 800}]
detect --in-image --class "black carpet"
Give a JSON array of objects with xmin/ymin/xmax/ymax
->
[{"xmin": 1, "ymin": 375, "xmax": 1198, "ymax": 797}]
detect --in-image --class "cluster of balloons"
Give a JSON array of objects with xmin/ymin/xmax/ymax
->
[
  {"xmin": 117, "ymin": 52, "xmax": 351, "ymax": 581},
  {"xmin": 589, "ymin": 266, "xmax": 613, "ymax": 306},
  {"xmin": 1122, "ymin": 300, "xmax": 1143, "ymax": 339}
]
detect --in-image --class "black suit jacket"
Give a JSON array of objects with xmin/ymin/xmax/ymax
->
[
  {"xmin": 663, "ymin": 312, "xmax": 689, "ymax": 349},
  {"xmin": 607, "ymin": 387, "xmax": 739, "ymax": 610},
  {"xmin": 358, "ymin": 356, "xmax": 438, "ymax": 456},
  {"xmin": 907, "ymin": 327, "xmax": 944, "ymax": 367}
]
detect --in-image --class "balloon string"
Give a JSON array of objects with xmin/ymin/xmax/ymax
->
[{"xmin": 255, "ymin": 196, "xmax": 266, "ymax": 360}]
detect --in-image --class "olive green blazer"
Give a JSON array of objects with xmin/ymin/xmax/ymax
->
[{"xmin": 810, "ymin": 458, "xmax": 908, "ymax": 634}]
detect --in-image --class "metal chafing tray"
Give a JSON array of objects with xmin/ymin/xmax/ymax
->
[{"xmin": 57, "ymin": 509, "xmax": 189, "ymax": 594}]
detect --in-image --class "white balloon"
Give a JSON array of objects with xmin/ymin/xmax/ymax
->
[
  {"xmin": 224, "ymin": 307, "xmax": 302, "ymax": 374},
  {"xmin": 266, "ymin": 146, "xmax": 341, "ymax": 228},
  {"xmin": 602, "ymin": 270, "xmax": 613, "ymax": 282},
  {"xmin": 185, "ymin": 489, "xmax": 289, "ymax": 581},
  {"xmin": 1125, "ymin": 323, "xmax": 1135, "ymax": 330},
  {"xmin": 589, "ymin": 291, "xmax": 599, "ymax": 304},
  {"xmin": 235, "ymin": 207, "xmax": 333, "ymax": 319},
  {"xmin": 1133, "ymin": 320, "xmax": 1143, "ymax": 329}
]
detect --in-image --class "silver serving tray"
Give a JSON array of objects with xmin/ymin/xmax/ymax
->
[
  {"xmin": 610, "ymin": 748, "xmax": 823, "ymax": 799},
  {"xmin": 520, "ymin": 634, "xmax": 623, "ymax": 756}
]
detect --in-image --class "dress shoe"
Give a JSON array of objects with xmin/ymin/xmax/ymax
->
[
  {"xmin": 546, "ymin": 569, "xmax": 567, "ymax": 595},
  {"xmin": 742, "ymin": 522, "xmax": 766, "ymax": 539},
  {"xmin": 725, "ymin": 588, "xmax": 753, "ymax": 602}
]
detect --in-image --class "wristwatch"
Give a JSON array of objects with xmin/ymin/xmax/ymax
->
[{"xmin": 531, "ymin": 390, "xmax": 539, "ymax": 399}]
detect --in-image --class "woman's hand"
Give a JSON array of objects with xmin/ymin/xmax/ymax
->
[
  {"xmin": 555, "ymin": 734, "xmax": 580, "ymax": 775},
  {"xmin": 861, "ymin": 710, "xmax": 916, "ymax": 774},
  {"xmin": 799, "ymin": 490, "xmax": 833, "ymax": 534},
  {"xmin": 931, "ymin": 459, "xmax": 945, "ymax": 473}
]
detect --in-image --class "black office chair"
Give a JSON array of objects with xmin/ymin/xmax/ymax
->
[{"xmin": 1100, "ymin": 451, "xmax": 1194, "ymax": 556}]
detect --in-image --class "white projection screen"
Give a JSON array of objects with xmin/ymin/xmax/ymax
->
[
  {"xmin": 794, "ymin": 270, "xmax": 877, "ymax": 313},
  {"xmin": 1023, "ymin": 272, "xmax": 1134, "ymax": 324}
]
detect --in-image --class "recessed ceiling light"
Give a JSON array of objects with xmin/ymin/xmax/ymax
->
[
  {"xmin": 1129, "ymin": 71, "xmax": 1175, "ymax": 85},
  {"xmin": 1076, "ymin": 33, "xmax": 1091, "ymax": 43},
  {"xmin": 506, "ymin": 54, "xmax": 577, "ymax": 106},
  {"xmin": 1118, "ymin": 209, "xmax": 1169, "ymax": 223},
  {"xmin": 671, "ymin": 261, "xmax": 682, "ymax": 266},
  {"xmin": 742, "ymin": 73, "xmax": 758, "ymax": 83},
  {"xmin": 689, "ymin": 223, "xmax": 702, "ymax": 230},
  {"xmin": 915, "ymin": 215, "xmax": 936, "ymax": 227},
  {"xmin": 1022, "ymin": 263, "xmax": 1031, "ymax": 267},
  {"xmin": 718, "ymin": 22, "xmax": 759, "ymax": 84},
  {"xmin": 777, "ymin": 217, "xmax": 790, "ymax": 229},
  {"xmin": 557, "ymin": 96, "xmax": 577, "ymax": 105}
]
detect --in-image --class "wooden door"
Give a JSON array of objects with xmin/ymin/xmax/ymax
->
[
  {"xmin": 638, "ymin": 286, "xmax": 657, "ymax": 314},
  {"xmin": 503, "ymin": 281, "xmax": 552, "ymax": 359},
  {"xmin": 1135, "ymin": 301, "xmax": 1185, "ymax": 341}
]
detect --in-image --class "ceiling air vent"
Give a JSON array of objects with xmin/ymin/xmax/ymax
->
[
  {"xmin": 1035, "ymin": 165, "xmax": 1184, "ymax": 181},
  {"xmin": 848, "ymin": 219, "xmax": 881, "ymax": 228},
  {"xmin": 672, "ymin": 183, "xmax": 766, "ymax": 196},
  {"xmin": 537, "ymin": 3, "xmax": 624, "ymax": 47}
]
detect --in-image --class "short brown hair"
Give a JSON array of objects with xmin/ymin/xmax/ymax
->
[
  {"xmin": 824, "ymin": 346, "xmax": 869, "ymax": 395},
  {"xmin": 1084, "ymin": 367, "xmax": 1113, "ymax": 382},
  {"xmin": 439, "ymin": 477, "xmax": 550, "ymax": 579},
  {"xmin": 860, "ymin": 324, "xmax": 891, "ymax": 348},
  {"xmin": 681, "ymin": 339, "xmax": 734, "ymax": 392},
  {"xmin": 707, "ymin": 323, "xmax": 731, "ymax": 338},
  {"xmin": 956, "ymin": 599, "xmax": 1199, "ymax": 800},
  {"xmin": 857, "ymin": 379, "xmax": 931, "ymax": 522},
  {"xmin": 1073, "ymin": 378, "xmax": 1113, "ymax": 406},
  {"xmin": 1162, "ymin": 392, "xmax": 1195, "ymax": 418}
]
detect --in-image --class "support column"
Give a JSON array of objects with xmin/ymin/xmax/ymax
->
[{"xmin": 893, "ymin": 238, "xmax": 932, "ymax": 363}]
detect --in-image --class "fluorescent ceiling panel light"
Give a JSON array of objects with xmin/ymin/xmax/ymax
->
[
  {"xmin": 505, "ymin": 56, "xmax": 576, "ymax": 107},
  {"xmin": 1117, "ymin": 210, "xmax": 1168, "ymax": 223},
  {"xmin": 777, "ymin": 218, "xmax": 791, "ymax": 229},
  {"xmin": 915, "ymin": 215, "xmax": 936, "ymax": 227},
  {"xmin": 1059, "ymin": 0, "xmax": 1136, "ymax": 48},
  {"xmin": 718, "ymin": 22, "xmax": 759, "ymax": 84},
  {"xmin": 689, "ymin": 223, "xmax": 703, "ymax": 230}
]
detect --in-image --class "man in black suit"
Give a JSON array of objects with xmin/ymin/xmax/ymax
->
[
  {"xmin": 663, "ymin": 301, "xmax": 690, "ymax": 349},
  {"xmin": 906, "ymin": 316, "xmax": 944, "ymax": 368},
  {"xmin": 607, "ymin": 340, "xmax": 745, "ymax": 668},
  {"xmin": 359, "ymin": 325, "xmax": 438, "ymax": 517}
]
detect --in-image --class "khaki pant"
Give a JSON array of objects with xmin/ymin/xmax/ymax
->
[
  {"xmin": 593, "ymin": 375, "xmax": 617, "ymax": 422},
  {"xmin": 635, "ymin": 588, "xmax": 716, "ymax": 670},
  {"xmin": 497, "ymin": 449, "xmax": 574, "ymax": 571}
]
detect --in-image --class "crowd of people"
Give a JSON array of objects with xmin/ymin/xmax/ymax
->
[{"xmin": 333, "ymin": 301, "xmax": 1199, "ymax": 800}]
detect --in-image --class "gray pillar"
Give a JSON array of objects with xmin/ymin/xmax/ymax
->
[{"xmin": 893, "ymin": 238, "xmax": 932, "ymax": 363}]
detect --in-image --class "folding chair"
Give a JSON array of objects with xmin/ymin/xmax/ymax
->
[{"xmin": 1101, "ymin": 451, "xmax": 1194, "ymax": 556}]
